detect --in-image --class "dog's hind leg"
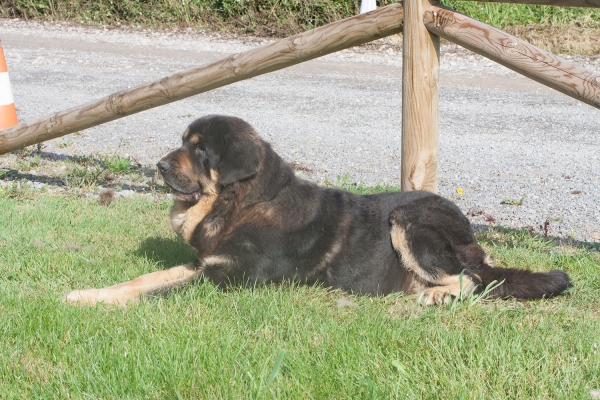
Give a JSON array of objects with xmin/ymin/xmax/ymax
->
[
  {"xmin": 390, "ymin": 204, "xmax": 482, "ymax": 305},
  {"xmin": 63, "ymin": 263, "xmax": 202, "ymax": 306}
]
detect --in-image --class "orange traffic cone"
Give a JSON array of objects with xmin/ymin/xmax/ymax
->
[{"xmin": 0, "ymin": 40, "xmax": 18, "ymax": 130}]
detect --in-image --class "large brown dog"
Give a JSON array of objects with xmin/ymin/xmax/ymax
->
[{"xmin": 64, "ymin": 115, "xmax": 571, "ymax": 305}]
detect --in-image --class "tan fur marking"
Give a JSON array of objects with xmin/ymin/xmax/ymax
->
[
  {"xmin": 391, "ymin": 225, "xmax": 437, "ymax": 282},
  {"xmin": 484, "ymin": 254, "xmax": 495, "ymax": 267},
  {"xmin": 170, "ymin": 200, "xmax": 189, "ymax": 237},
  {"xmin": 202, "ymin": 255, "xmax": 233, "ymax": 267},
  {"xmin": 209, "ymin": 168, "xmax": 219, "ymax": 182},
  {"xmin": 418, "ymin": 274, "xmax": 475, "ymax": 306},
  {"xmin": 180, "ymin": 169, "xmax": 220, "ymax": 243},
  {"xmin": 308, "ymin": 239, "xmax": 344, "ymax": 280},
  {"xmin": 182, "ymin": 128, "xmax": 191, "ymax": 140},
  {"xmin": 178, "ymin": 153, "xmax": 194, "ymax": 170},
  {"xmin": 181, "ymin": 194, "xmax": 217, "ymax": 243},
  {"xmin": 188, "ymin": 135, "xmax": 200, "ymax": 145},
  {"xmin": 63, "ymin": 263, "xmax": 201, "ymax": 306}
]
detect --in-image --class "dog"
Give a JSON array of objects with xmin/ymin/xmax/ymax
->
[{"xmin": 64, "ymin": 115, "xmax": 572, "ymax": 306}]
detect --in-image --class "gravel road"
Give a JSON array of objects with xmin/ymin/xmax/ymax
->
[{"xmin": 1, "ymin": 19, "xmax": 599, "ymax": 243}]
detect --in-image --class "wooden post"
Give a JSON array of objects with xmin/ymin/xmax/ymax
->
[
  {"xmin": 402, "ymin": 0, "xmax": 440, "ymax": 193},
  {"xmin": 0, "ymin": 4, "xmax": 404, "ymax": 156},
  {"xmin": 425, "ymin": 5, "xmax": 600, "ymax": 110}
]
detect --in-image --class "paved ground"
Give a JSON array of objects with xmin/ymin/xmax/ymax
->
[{"xmin": 1, "ymin": 19, "xmax": 599, "ymax": 243}]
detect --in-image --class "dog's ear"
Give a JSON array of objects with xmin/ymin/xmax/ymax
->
[{"xmin": 216, "ymin": 132, "xmax": 261, "ymax": 187}]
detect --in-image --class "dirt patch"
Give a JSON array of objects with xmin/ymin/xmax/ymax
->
[{"xmin": 505, "ymin": 24, "xmax": 600, "ymax": 56}]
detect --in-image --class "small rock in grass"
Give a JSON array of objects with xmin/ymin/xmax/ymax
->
[
  {"xmin": 336, "ymin": 298, "xmax": 357, "ymax": 308},
  {"xmin": 65, "ymin": 243, "xmax": 82, "ymax": 251},
  {"xmin": 590, "ymin": 389, "xmax": 600, "ymax": 399},
  {"xmin": 99, "ymin": 188, "xmax": 115, "ymax": 206}
]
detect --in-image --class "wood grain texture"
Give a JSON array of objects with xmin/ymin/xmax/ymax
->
[
  {"xmin": 402, "ymin": 0, "xmax": 440, "ymax": 193},
  {"xmin": 425, "ymin": 5, "xmax": 600, "ymax": 110},
  {"xmin": 0, "ymin": 4, "xmax": 404, "ymax": 155},
  {"xmin": 467, "ymin": 0, "xmax": 600, "ymax": 7}
]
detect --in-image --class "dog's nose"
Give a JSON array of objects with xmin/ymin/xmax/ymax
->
[{"xmin": 156, "ymin": 161, "xmax": 170, "ymax": 173}]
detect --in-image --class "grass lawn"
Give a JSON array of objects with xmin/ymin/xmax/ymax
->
[{"xmin": 0, "ymin": 190, "xmax": 598, "ymax": 398}]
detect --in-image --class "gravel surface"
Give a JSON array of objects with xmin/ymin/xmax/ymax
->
[{"xmin": 1, "ymin": 19, "xmax": 599, "ymax": 244}]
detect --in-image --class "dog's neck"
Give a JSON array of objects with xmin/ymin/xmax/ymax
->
[{"xmin": 239, "ymin": 140, "xmax": 296, "ymax": 205}]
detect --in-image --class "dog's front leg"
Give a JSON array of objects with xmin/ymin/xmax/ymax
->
[{"xmin": 63, "ymin": 263, "xmax": 201, "ymax": 306}]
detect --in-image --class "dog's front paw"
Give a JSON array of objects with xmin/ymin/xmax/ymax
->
[
  {"xmin": 63, "ymin": 287, "xmax": 140, "ymax": 306},
  {"xmin": 418, "ymin": 287, "xmax": 454, "ymax": 306},
  {"xmin": 63, "ymin": 288, "xmax": 104, "ymax": 306}
]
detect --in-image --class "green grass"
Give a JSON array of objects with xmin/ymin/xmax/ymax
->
[
  {"xmin": 1, "ymin": 0, "xmax": 599, "ymax": 36},
  {"xmin": 0, "ymin": 191, "xmax": 599, "ymax": 398},
  {"xmin": 445, "ymin": 1, "xmax": 600, "ymax": 29},
  {"xmin": 325, "ymin": 173, "xmax": 402, "ymax": 195}
]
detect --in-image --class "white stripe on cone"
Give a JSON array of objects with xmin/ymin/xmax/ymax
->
[{"xmin": 0, "ymin": 72, "xmax": 14, "ymax": 105}]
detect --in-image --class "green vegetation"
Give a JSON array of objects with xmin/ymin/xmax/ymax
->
[
  {"xmin": 0, "ymin": 189, "xmax": 598, "ymax": 398},
  {"xmin": 103, "ymin": 154, "xmax": 133, "ymax": 174},
  {"xmin": 2, "ymin": 0, "xmax": 599, "ymax": 53},
  {"xmin": 445, "ymin": 1, "xmax": 600, "ymax": 29},
  {"xmin": 501, "ymin": 194, "xmax": 527, "ymax": 206},
  {"xmin": 16, "ymin": 155, "xmax": 40, "ymax": 172},
  {"xmin": 1, "ymin": 0, "xmax": 599, "ymax": 36},
  {"xmin": 325, "ymin": 172, "xmax": 402, "ymax": 195}
]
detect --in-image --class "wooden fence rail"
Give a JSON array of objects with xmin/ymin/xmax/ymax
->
[
  {"xmin": 425, "ymin": 4, "xmax": 600, "ymax": 110},
  {"xmin": 0, "ymin": 4, "xmax": 404, "ymax": 156}
]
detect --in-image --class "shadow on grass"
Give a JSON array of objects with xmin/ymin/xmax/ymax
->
[
  {"xmin": 131, "ymin": 226, "xmax": 597, "ymax": 274},
  {"xmin": 134, "ymin": 236, "xmax": 197, "ymax": 269},
  {"xmin": 472, "ymin": 223, "xmax": 600, "ymax": 252},
  {"xmin": 1, "ymin": 151, "xmax": 169, "ymax": 193}
]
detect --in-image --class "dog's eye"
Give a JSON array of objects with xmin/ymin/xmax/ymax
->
[{"xmin": 195, "ymin": 146, "xmax": 205, "ymax": 155}]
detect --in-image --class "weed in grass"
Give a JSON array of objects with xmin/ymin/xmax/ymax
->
[
  {"xmin": 541, "ymin": 219, "xmax": 550, "ymax": 237},
  {"xmin": 12, "ymin": 147, "xmax": 42, "ymax": 171},
  {"xmin": 16, "ymin": 155, "xmax": 41, "ymax": 171},
  {"xmin": 1, "ymin": 180, "xmax": 35, "ymax": 200},
  {"xmin": 103, "ymin": 154, "xmax": 133, "ymax": 174},
  {"xmin": 57, "ymin": 140, "xmax": 74, "ymax": 148},
  {"xmin": 501, "ymin": 194, "xmax": 526, "ymax": 206},
  {"xmin": 63, "ymin": 163, "xmax": 105, "ymax": 190}
]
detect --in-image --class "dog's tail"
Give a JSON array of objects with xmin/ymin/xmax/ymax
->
[{"xmin": 474, "ymin": 262, "xmax": 572, "ymax": 300}]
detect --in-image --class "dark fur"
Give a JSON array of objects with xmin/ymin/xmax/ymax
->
[{"xmin": 157, "ymin": 115, "xmax": 571, "ymax": 301}]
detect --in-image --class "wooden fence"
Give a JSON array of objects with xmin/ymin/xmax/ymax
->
[
  {"xmin": 0, "ymin": 1, "xmax": 599, "ymax": 193},
  {"xmin": 402, "ymin": 0, "xmax": 600, "ymax": 192}
]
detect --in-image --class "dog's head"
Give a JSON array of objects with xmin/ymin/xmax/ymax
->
[{"xmin": 157, "ymin": 115, "xmax": 262, "ymax": 202}]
